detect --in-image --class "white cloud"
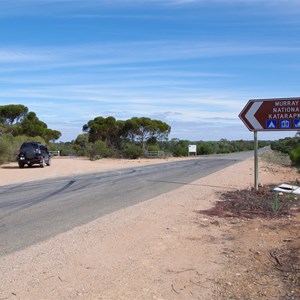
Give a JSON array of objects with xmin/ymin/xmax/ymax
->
[{"xmin": 0, "ymin": 49, "xmax": 50, "ymax": 63}]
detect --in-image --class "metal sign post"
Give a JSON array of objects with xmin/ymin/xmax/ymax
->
[{"xmin": 254, "ymin": 131, "xmax": 258, "ymax": 190}]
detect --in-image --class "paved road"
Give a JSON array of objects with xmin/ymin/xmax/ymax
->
[{"xmin": 0, "ymin": 151, "xmax": 255, "ymax": 256}]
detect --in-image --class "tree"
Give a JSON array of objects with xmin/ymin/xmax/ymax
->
[
  {"xmin": 0, "ymin": 104, "xmax": 61, "ymax": 142},
  {"xmin": 121, "ymin": 117, "xmax": 171, "ymax": 149},
  {"xmin": 73, "ymin": 134, "xmax": 89, "ymax": 156},
  {"xmin": 18, "ymin": 112, "xmax": 48, "ymax": 137},
  {"xmin": 0, "ymin": 122, "xmax": 10, "ymax": 136},
  {"xmin": 152, "ymin": 119, "xmax": 171, "ymax": 145},
  {"xmin": 83, "ymin": 116, "xmax": 121, "ymax": 148},
  {"xmin": 17, "ymin": 111, "xmax": 61, "ymax": 142},
  {"xmin": 121, "ymin": 117, "xmax": 140, "ymax": 144},
  {"xmin": 0, "ymin": 104, "xmax": 28, "ymax": 125},
  {"xmin": 0, "ymin": 104, "xmax": 28, "ymax": 135},
  {"xmin": 45, "ymin": 129, "xmax": 61, "ymax": 142},
  {"xmin": 83, "ymin": 115, "xmax": 171, "ymax": 155},
  {"xmin": 135, "ymin": 117, "xmax": 152, "ymax": 149}
]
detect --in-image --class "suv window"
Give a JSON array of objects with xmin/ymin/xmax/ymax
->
[{"xmin": 20, "ymin": 143, "xmax": 37, "ymax": 152}]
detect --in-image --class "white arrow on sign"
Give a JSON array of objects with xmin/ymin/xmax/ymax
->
[{"xmin": 244, "ymin": 101, "xmax": 263, "ymax": 130}]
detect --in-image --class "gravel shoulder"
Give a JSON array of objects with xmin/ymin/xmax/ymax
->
[{"xmin": 0, "ymin": 155, "xmax": 299, "ymax": 299}]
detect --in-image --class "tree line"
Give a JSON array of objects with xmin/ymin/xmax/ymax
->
[
  {"xmin": 1, "ymin": 103, "xmax": 299, "ymax": 167},
  {"xmin": 0, "ymin": 104, "xmax": 172, "ymax": 162},
  {"xmin": 66, "ymin": 116, "xmax": 170, "ymax": 159},
  {"xmin": 52, "ymin": 137, "xmax": 270, "ymax": 160}
]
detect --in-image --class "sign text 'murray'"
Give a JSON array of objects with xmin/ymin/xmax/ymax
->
[{"xmin": 275, "ymin": 100, "xmax": 299, "ymax": 107}]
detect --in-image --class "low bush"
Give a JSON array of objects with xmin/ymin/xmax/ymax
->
[
  {"xmin": 122, "ymin": 144, "xmax": 144, "ymax": 159},
  {"xmin": 0, "ymin": 137, "xmax": 10, "ymax": 164},
  {"xmin": 290, "ymin": 144, "xmax": 300, "ymax": 168},
  {"xmin": 271, "ymin": 137, "xmax": 299, "ymax": 154},
  {"xmin": 88, "ymin": 140, "xmax": 115, "ymax": 160}
]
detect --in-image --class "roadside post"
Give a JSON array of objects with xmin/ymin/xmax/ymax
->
[
  {"xmin": 239, "ymin": 97, "xmax": 300, "ymax": 190},
  {"xmin": 254, "ymin": 131, "xmax": 258, "ymax": 190}
]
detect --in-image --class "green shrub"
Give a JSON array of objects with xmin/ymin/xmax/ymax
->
[
  {"xmin": 171, "ymin": 140, "xmax": 189, "ymax": 157},
  {"xmin": 290, "ymin": 144, "xmax": 300, "ymax": 167},
  {"xmin": 49, "ymin": 141, "xmax": 76, "ymax": 156},
  {"xmin": 88, "ymin": 140, "xmax": 115, "ymax": 160},
  {"xmin": 72, "ymin": 134, "xmax": 89, "ymax": 156},
  {"xmin": 123, "ymin": 144, "xmax": 144, "ymax": 159},
  {"xmin": 271, "ymin": 137, "xmax": 299, "ymax": 154},
  {"xmin": 148, "ymin": 144, "xmax": 159, "ymax": 152},
  {"xmin": 197, "ymin": 142, "xmax": 213, "ymax": 155},
  {"xmin": 0, "ymin": 137, "xmax": 10, "ymax": 164}
]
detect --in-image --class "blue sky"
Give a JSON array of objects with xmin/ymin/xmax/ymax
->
[{"xmin": 0, "ymin": 0, "xmax": 300, "ymax": 142}]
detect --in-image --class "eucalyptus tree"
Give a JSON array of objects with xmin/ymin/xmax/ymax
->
[
  {"xmin": 83, "ymin": 116, "xmax": 122, "ymax": 148},
  {"xmin": 0, "ymin": 104, "xmax": 28, "ymax": 125},
  {"xmin": 83, "ymin": 116, "xmax": 171, "ymax": 151},
  {"xmin": 121, "ymin": 117, "xmax": 170, "ymax": 149},
  {"xmin": 0, "ymin": 104, "xmax": 62, "ymax": 142},
  {"xmin": 0, "ymin": 104, "xmax": 28, "ymax": 135}
]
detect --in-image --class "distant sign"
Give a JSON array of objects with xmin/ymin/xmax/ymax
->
[
  {"xmin": 239, "ymin": 98, "xmax": 300, "ymax": 131},
  {"xmin": 188, "ymin": 145, "xmax": 197, "ymax": 153}
]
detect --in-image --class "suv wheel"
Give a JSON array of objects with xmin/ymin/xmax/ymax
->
[
  {"xmin": 46, "ymin": 157, "xmax": 51, "ymax": 166},
  {"xmin": 40, "ymin": 158, "xmax": 46, "ymax": 168}
]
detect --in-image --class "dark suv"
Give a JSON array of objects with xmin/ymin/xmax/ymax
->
[{"xmin": 17, "ymin": 142, "xmax": 51, "ymax": 168}]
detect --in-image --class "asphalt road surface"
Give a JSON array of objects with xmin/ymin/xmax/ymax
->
[{"xmin": 0, "ymin": 151, "xmax": 255, "ymax": 256}]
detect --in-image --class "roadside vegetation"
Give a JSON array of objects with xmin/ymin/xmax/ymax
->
[
  {"xmin": 0, "ymin": 104, "xmax": 60, "ymax": 164},
  {"xmin": 200, "ymin": 150, "xmax": 300, "ymax": 299},
  {"xmin": 271, "ymin": 134, "xmax": 300, "ymax": 169},
  {"xmin": 0, "ymin": 104, "xmax": 299, "ymax": 165}
]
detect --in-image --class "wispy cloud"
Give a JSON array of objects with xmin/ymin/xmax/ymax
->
[
  {"xmin": 0, "ymin": 40, "xmax": 299, "ymax": 69},
  {"xmin": 0, "ymin": 0, "xmax": 300, "ymax": 17},
  {"xmin": 0, "ymin": 49, "xmax": 50, "ymax": 63}
]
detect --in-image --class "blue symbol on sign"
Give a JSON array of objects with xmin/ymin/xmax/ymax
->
[
  {"xmin": 266, "ymin": 120, "xmax": 277, "ymax": 129},
  {"xmin": 294, "ymin": 119, "xmax": 300, "ymax": 128},
  {"xmin": 280, "ymin": 120, "xmax": 291, "ymax": 129}
]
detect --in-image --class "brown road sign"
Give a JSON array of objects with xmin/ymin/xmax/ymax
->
[{"xmin": 239, "ymin": 97, "xmax": 300, "ymax": 131}]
